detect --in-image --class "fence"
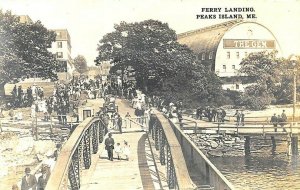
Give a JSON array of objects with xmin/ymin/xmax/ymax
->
[
  {"xmin": 170, "ymin": 117, "xmax": 236, "ymax": 190},
  {"xmin": 45, "ymin": 116, "xmax": 107, "ymax": 190},
  {"xmin": 149, "ymin": 110, "xmax": 197, "ymax": 189}
]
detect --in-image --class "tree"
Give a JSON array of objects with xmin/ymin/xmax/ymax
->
[
  {"xmin": 238, "ymin": 50, "xmax": 296, "ymax": 109},
  {"xmin": 0, "ymin": 10, "xmax": 58, "ymax": 95},
  {"xmin": 96, "ymin": 20, "xmax": 199, "ymax": 91},
  {"xmin": 73, "ymin": 55, "xmax": 88, "ymax": 74},
  {"xmin": 95, "ymin": 19, "xmax": 223, "ymax": 106}
]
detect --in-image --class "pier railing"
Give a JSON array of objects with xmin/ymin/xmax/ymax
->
[
  {"xmin": 45, "ymin": 116, "xmax": 107, "ymax": 190},
  {"xmin": 178, "ymin": 118, "xmax": 300, "ymax": 136},
  {"xmin": 149, "ymin": 110, "xmax": 197, "ymax": 190},
  {"xmin": 170, "ymin": 118, "xmax": 236, "ymax": 190}
]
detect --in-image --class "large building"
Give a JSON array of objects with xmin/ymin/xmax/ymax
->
[
  {"xmin": 177, "ymin": 20, "xmax": 282, "ymax": 91},
  {"xmin": 48, "ymin": 29, "xmax": 75, "ymax": 80},
  {"xmin": 19, "ymin": 15, "xmax": 33, "ymax": 24}
]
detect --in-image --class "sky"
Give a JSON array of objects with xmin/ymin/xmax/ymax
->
[{"xmin": 1, "ymin": 0, "xmax": 300, "ymax": 66}]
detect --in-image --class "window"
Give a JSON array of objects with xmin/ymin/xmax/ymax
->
[
  {"xmin": 57, "ymin": 52, "xmax": 63, "ymax": 58},
  {"xmin": 57, "ymin": 42, "xmax": 62, "ymax": 48},
  {"xmin": 209, "ymin": 51, "xmax": 213, "ymax": 60},
  {"xmin": 245, "ymin": 52, "xmax": 248, "ymax": 58},
  {"xmin": 227, "ymin": 52, "xmax": 230, "ymax": 59},
  {"xmin": 236, "ymin": 52, "xmax": 240, "ymax": 59},
  {"xmin": 232, "ymin": 65, "xmax": 236, "ymax": 70},
  {"xmin": 236, "ymin": 84, "xmax": 240, "ymax": 90},
  {"xmin": 223, "ymin": 65, "xmax": 226, "ymax": 71},
  {"xmin": 201, "ymin": 53, "xmax": 205, "ymax": 60}
]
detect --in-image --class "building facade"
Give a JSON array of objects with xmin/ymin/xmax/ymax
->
[
  {"xmin": 48, "ymin": 29, "xmax": 74, "ymax": 80},
  {"xmin": 177, "ymin": 20, "xmax": 282, "ymax": 91},
  {"xmin": 19, "ymin": 15, "xmax": 33, "ymax": 24}
]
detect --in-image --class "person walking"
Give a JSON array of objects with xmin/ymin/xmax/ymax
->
[
  {"xmin": 21, "ymin": 167, "xmax": 37, "ymax": 190},
  {"xmin": 278, "ymin": 114, "xmax": 287, "ymax": 132},
  {"xmin": 240, "ymin": 110, "xmax": 245, "ymax": 126},
  {"xmin": 37, "ymin": 166, "xmax": 50, "ymax": 190},
  {"xmin": 114, "ymin": 143, "xmax": 122, "ymax": 160},
  {"xmin": 117, "ymin": 114, "xmax": 123, "ymax": 133},
  {"xmin": 105, "ymin": 133, "xmax": 115, "ymax": 161},
  {"xmin": 125, "ymin": 112, "xmax": 131, "ymax": 128},
  {"xmin": 270, "ymin": 114, "xmax": 278, "ymax": 132},
  {"xmin": 281, "ymin": 110, "xmax": 287, "ymax": 130},
  {"xmin": 234, "ymin": 110, "xmax": 241, "ymax": 126},
  {"xmin": 123, "ymin": 141, "xmax": 131, "ymax": 161}
]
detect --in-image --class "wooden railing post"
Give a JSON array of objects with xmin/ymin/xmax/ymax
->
[
  {"xmin": 35, "ymin": 116, "xmax": 38, "ymax": 140},
  {"xmin": 49, "ymin": 115, "xmax": 53, "ymax": 134}
]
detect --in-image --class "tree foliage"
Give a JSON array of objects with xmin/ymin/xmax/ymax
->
[
  {"xmin": 73, "ymin": 55, "xmax": 88, "ymax": 74},
  {"xmin": 238, "ymin": 50, "xmax": 298, "ymax": 109},
  {"xmin": 0, "ymin": 10, "xmax": 58, "ymax": 86},
  {"xmin": 95, "ymin": 19, "xmax": 222, "ymax": 105}
]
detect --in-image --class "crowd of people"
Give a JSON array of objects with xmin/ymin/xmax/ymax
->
[
  {"xmin": 10, "ymin": 84, "xmax": 44, "ymax": 108},
  {"xmin": 195, "ymin": 106, "xmax": 227, "ymax": 123},
  {"xmin": 7, "ymin": 75, "xmax": 294, "ymax": 190}
]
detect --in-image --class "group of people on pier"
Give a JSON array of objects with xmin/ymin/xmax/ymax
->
[
  {"xmin": 270, "ymin": 110, "xmax": 288, "ymax": 132},
  {"xmin": 196, "ymin": 106, "xmax": 227, "ymax": 123},
  {"xmin": 104, "ymin": 133, "xmax": 131, "ymax": 161}
]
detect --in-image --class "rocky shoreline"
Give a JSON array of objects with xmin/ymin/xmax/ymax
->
[
  {"xmin": 0, "ymin": 124, "xmax": 69, "ymax": 189},
  {"xmin": 187, "ymin": 132, "xmax": 287, "ymax": 157}
]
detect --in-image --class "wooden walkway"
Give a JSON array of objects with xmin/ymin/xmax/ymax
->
[
  {"xmin": 81, "ymin": 99, "xmax": 159, "ymax": 190},
  {"xmin": 181, "ymin": 116, "xmax": 300, "ymax": 136},
  {"xmin": 83, "ymin": 132, "xmax": 155, "ymax": 190}
]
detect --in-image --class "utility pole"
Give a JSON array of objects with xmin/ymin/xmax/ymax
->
[{"xmin": 290, "ymin": 55, "xmax": 298, "ymax": 122}]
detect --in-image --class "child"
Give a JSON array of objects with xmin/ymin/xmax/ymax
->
[
  {"xmin": 114, "ymin": 143, "xmax": 122, "ymax": 160},
  {"xmin": 123, "ymin": 141, "xmax": 131, "ymax": 161}
]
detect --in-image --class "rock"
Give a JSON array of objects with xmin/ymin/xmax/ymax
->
[
  {"xmin": 210, "ymin": 141, "xmax": 219, "ymax": 148},
  {"xmin": 218, "ymin": 141, "xmax": 224, "ymax": 147},
  {"xmin": 208, "ymin": 150, "xmax": 223, "ymax": 157},
  {"xmin": 224, "ymin": 140, "xmax": 235, "ymax": 144}
]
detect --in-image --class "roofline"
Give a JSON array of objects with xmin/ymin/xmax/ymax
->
[
  {"xmin": 177, "ymin": 20, "xmax": 282, "ymax": 55},
  {"xmin": 177, "ymin": 19, "xmax": 243, "ymax": 39},
  {"xmin": 50, "ymin": 29, "xmax": 70, "ymax": 34}
]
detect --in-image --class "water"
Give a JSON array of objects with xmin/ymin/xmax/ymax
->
[{"xmin": 210, "ymin": 147, "xmax": 300, "ymax": 189}]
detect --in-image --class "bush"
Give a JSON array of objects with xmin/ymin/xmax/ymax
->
[
  {"xmin": 240, "ymin": 94, "xmax": 272, "ymax": 110},
  {"xmin": 222, "ymin": 89, "xmax": 243, "ymax": 106}
]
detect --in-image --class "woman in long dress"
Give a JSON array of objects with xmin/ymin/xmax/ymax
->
[{"xmin": 123, "ymin": 141, "xmax": 131, "ymax": 161}]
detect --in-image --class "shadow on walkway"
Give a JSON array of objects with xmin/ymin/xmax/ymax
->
[{"xmin": 137, "ymin": 134, "xmax": 156, "ymax": 190}]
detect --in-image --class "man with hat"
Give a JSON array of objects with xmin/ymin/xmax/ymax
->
[
  {"xmin": 21, "ymin": 167, "xmax": 37, "ymax": 190},
  {"xmin": 270, "ymin": 113, "xmax": 278, "ymax": 132},
  {"xmin": 104, "ymin": 133, "xmax": 115, "ymax": 161},
  {"xmin": 37, "ymin": 166, "xmax": 50, "ymax": 190}
]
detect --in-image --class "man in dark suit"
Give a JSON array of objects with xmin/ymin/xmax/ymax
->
[
  {"xmin": 105, "ymin": 133, "xmax": 115, "ymax": 161},
  {"xmin": 270, "ymin": 114, "xmax": 278, "ymax": 132},
  {"xmin": 21, "ymin": 167, "xmax": 37, "ymax": 190},
  {"xmin": 37, "ymin": 166, "xmax": 50, "ymax": 190}
]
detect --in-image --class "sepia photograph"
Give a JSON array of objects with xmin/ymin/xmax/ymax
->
[{"xmin": 0, "ymin": 0, "xmax": 300, "ymax": 189}]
